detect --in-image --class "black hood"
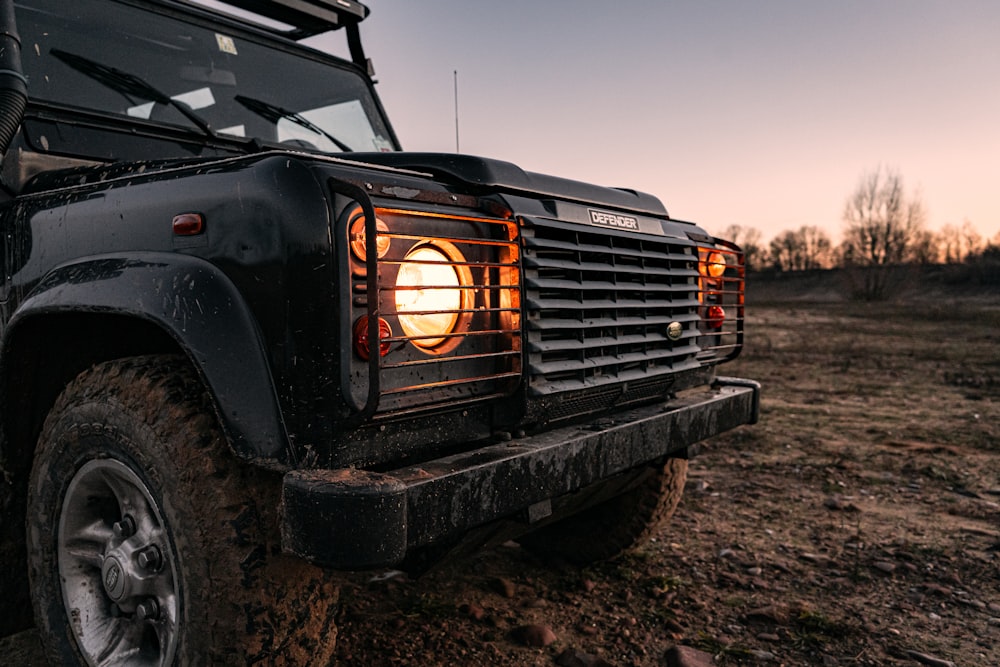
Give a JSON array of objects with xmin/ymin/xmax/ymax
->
[{"xmin": 351, "ymin": 152, "xmax": 669, "ymax": 218}]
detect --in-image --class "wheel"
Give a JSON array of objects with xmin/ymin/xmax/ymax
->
[
  {"xmin": 519, "ymin": 458, "xmax": 689, "ymax": 564},
  {"xmin": 27, "ymin": 355, "xmax": 339, "ymax": 666}
]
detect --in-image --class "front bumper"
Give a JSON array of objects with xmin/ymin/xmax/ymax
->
[{"xmin": 280, "ymin": 377, "xmax": 760, "ymax": 568}]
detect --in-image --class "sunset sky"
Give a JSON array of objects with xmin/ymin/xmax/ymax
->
[{"xmin": 307, "ymin": 1, "xmax": 1000, "ymax": 244}]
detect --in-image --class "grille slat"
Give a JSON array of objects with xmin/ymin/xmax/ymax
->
[
  {"xmin": 526, "ymin": 296, "xmax": 688, "ymax": 311},
  {"xmin": 526, "ymin": 310, "xmax": 701, "ymax": 331},
  {"xmin": 522, "ymin": 256, "xmax": 697, "ymax": 279},
  {"xmin": 529, "ymin": 331, "xmax": 700, "ymax": 353},
  {"xmin": 532, "ymin": 361, "xmax": 704, "ymax": 395},
  {"xmin": 525, "ymin": 277, "xmax": 696, "ymax": 295},
  {"xmin": 528, "ymin": 343, "xmax": 703, "ymax": 375},
  {"xmin": 523, "ymin": 234, "xmax": 694, "ymax": 263}
]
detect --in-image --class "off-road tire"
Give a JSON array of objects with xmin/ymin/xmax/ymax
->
[
  {"xmin": 520, "ymin": 458, "xmax": 688, "ymax": 564},
  {"xmin": 27, "ymin": 355, "xmax": 339, "ymax": 666}
]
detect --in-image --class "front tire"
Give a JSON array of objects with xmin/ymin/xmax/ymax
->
[
  {"xmin": 27, "ymin": 355, "xmax": 338, "ymax": 666},
  {"xmin": 519, "ymin": 458, "xmax": 689, "ymax": 564}
]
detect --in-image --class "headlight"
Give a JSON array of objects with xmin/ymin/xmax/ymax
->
[{"xmin": 394, "ymin": 244, "xmax": 469, "ymax": 350}]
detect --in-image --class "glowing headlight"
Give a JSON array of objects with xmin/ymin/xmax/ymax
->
[{"xmin": 394, "ymin": 245, "xmax": 464, "ymax": 349}]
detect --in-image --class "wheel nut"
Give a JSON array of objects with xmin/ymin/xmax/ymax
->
[
  {"xmin": 112, "ymin": 515, "xmax": 136, "ymax": 539},
  {"xmin": 137, "ymin": 545, "xmax": 162, "ymax": 571},
  {"xmin": 135, "ymin": 598, "xmax": 159, "ymax": 621}
]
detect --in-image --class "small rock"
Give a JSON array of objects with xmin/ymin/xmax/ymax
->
[
  {"xmin": 872, "ymin": 561, "xmax": 896, "ymax": 574},
  {"xmin": 459, "ymin": 602, "xmax": 485, "ymax": 621},
  {"xmin": 582, "ymin": 578, "xmax": 597, "ymax": 593},
  {"xmin": 745, "ymin": 605, "xmax": 789, "ymax": 625},
  {"xmin": 491, "ymin": 577, "xmax": 516, "ymax": 598},
  {"xmin": 824, "ymin": 495, "xmax": 860, "ymax": 512},
  {"xmin": 923, "ymin": 583, "xmax": 952, "ymax": 596},
  {"xmin": 749, "ymin": 649, "xmax": 777, "ymax": 661},
  {"xmin": 555, "ymin": 648, "xmax": 614, "ymax": 667},
  {"xmin": 664, "ymin": 618, "xmax": 684, "ymax": 634},
  {"xmin": 577, "ymin": 623, "xmax": 599, "ymax": 636},
  {"xmin": 367, "ymin": 569, "xmax": 406, "ymax": 583},
  {"xmin": 904, "ymin": 650, "xmax": 957, "ymax": 667},
  {"xmin": 942, "ymin": 572, "xmax": 963, "ymax": 586},
  {"xmin": 512, "ymin": 623, "xmax": 557, "ymax": 647},
  {"xmin": 758, "ymin": 632, "xmax": 780, "ymax": 642},
  {"xmin": 988, "ymin": 602, "xmax": 1000, "ymax": 614},
  {"xmin": 665, "ymin": 645, "xmax": 714, "ymax": 667},
  {"xmin": 799, "ymin": 552, "xmax": 832, "ymax": 567},
  {"xmin": 747, "ymin": 566, "xmax": 763, "ymax": 576}
]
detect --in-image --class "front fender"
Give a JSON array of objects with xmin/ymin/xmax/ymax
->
[{"xmin": 5, "ymin": 252, "xmax": 291, "ymax": 464}]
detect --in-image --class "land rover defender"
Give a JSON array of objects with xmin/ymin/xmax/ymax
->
[{"xmin": 0, "ymin": 0, "xmax": 759, "ymax": 663}]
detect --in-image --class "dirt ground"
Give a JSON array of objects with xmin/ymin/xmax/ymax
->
[{"xmin": 3, "ymin": 292, "xmax": 998, "ymax": 665}]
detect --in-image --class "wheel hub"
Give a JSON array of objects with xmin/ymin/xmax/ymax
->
[{"xmin": 101, "ymin": 555, "xmax": 129, "ymax": 602}]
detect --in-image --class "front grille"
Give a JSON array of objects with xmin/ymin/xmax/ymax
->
[{"xmin": 522, "ymin": 216, "xmax": 705, "ymax": 396}]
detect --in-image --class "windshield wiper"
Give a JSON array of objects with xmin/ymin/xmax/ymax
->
[
  {"xmin": 234, "ymin": 94, "xmax": 353, "ymax": 152},
  {"xmin": 50, "ymin": 49, "xmax": 219, "ymax": 140}
]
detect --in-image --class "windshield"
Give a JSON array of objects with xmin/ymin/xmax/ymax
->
[{"xmin": 16, "ymin": 0, "xmax": 396, "ymax": 153}]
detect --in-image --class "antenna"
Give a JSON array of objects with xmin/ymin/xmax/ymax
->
[{"xmin": 453, "ymin": 69, "xmax": 460, "ymax": 153}]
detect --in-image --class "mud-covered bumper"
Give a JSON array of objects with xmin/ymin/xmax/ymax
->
[{"xmin": 280, "ymin": 377, "xmax": 760, "ymax": 569}]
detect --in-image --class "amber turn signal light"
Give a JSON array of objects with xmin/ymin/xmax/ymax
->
[
  {"xmin": 349, "ymin": 212, "xmax": 390, "ymax": 261},
  {"xmin": 699, "ymin": 250, "xmax": 727, "ymax": 278}
]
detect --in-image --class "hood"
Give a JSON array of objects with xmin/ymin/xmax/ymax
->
[{"xmin": 350, "ymin": 152, "xmax": 670, "ymax": 219}]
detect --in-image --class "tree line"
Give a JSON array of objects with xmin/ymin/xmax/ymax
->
[{"xmin": 722, "ymin": 166, "xmax": 999, "ymax": 298}]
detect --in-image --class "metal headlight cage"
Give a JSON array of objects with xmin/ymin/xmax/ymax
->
[{"xmin": 342, "ymin": 203, "xmax": 522, "ymax": 416}]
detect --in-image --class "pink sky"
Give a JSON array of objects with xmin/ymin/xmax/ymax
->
[{"xmin": 311, "ymin": 0, "xmax": 999, "ymax": 245}]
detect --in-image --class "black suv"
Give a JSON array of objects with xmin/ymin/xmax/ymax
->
[{"xmin": 0, "ymin": 0, "xmax": 759, "ymax": 664}]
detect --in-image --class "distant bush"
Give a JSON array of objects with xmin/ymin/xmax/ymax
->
[{"xmin": 747, "ymin": 260, "xmax": 1000, "ymax": 304}]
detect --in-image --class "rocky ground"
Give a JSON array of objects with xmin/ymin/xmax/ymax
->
[
  {"xmin": 330, "ymin": 296, "xmax": 1000, "ymax": 667},
  {"xmin": 3, "ymin": 293, "xmax": 998, "ymax": 666}
]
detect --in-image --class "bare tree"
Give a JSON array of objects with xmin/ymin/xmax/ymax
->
[
  {"xmin": 937, "ymin": 223, "xmax": 963, "ymax": 263},
  {"xmin": 769, "ymin": 226, "xmax": 832, "ymax": 271},
  {"xmin": 719, "ymin": 224, "xmax": 768, "ymax": 271},
  {"xmin": 908, "ymin": 229, "xmax": 938, "ymax": 265},
  {"xmin": 841, "ymin": 166, "xmax": 927, "ymax": 264},
  {"xmin": 937, "ymin": 219, "xmax": 984, "ymax": 263},
  {"xmin": 960, "ymin": 219, "xmax": 983, "ymax": 260},
  {"xmin": 840, "ymin": 166, "xmax": 926, "ymax": 299}
]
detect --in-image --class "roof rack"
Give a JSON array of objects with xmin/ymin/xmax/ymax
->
[
  {"xmin": 190, "ymin": 0, "xmax": 373, "ymax": 73},
  {"xmin": 217, "ymin": 0, "xmax": 369, "ymax": 38}
]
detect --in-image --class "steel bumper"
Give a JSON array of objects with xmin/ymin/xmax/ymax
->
[{"xmin": 280, "ymin": 377, "xmax": 760, "ymax": 568}]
